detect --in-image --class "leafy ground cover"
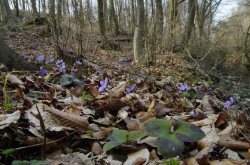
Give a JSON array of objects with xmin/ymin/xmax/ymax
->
[{"xmin": 0, "ymin": 25, "xmax": 250, "ymax": 165}]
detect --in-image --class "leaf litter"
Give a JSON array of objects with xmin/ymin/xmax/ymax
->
[{"xmin": 1, "ymin": 27, "xmax": 250, "ymax": 165}]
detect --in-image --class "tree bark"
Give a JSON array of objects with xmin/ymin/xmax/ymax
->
[
  {"xmin": 133, "ymin": 0, "xmax": 145, "ymax": 65},
  {"xmin": 97, "ymin": 0, "xmax": 106, "ymax": 40},
  {"xmin": 0, "ymin": 40, "xmax": 38, "ymax": 71},
  {"xmin": 182, "ymin": 0, "xmax": 196, "ymax": 47},
  {"xmin": 110, "ymin": 0, "xmax": 119, "ymax": 34},
  {"xmin": 155, "ymin": 0, "xmax": 163, "ymax": 51},
  {"xmin": 2, "ymin": 0, "xmax": 15, "ymax": 26},
  {"xmin": 13, "ymin": 0, "xmax": 19, "ymax": 17},
  {"xmin": 31, "ymin": 0, "xmax": 39, "ymax": 17}
]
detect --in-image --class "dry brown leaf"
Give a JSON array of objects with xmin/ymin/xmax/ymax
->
[
  {"xmin": 0, "ymin": 110, "xmax": 21, "ymax": 129},
  {"xmin": 209, "ymin": 159, "xmax": 247, "ymax": 165},
  {"xmin": 123, "ymin": 149, "xmax": 150, "ymax": 165},
  {"xmin": 7, "ymin": 74, "xmax": 25, "ymax": 89}
]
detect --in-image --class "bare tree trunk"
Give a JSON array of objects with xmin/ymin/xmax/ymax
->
[
  {"xmin": 182, "ymin": 0, "xmax": 196, "ymax": 47},
  {"xmin": 110, "ymin": 0, "xmax": 119, "ymax": 34},
  {"xmin": 13, "ymin": 0, "xmax": 19, "ymax": 17},
  {"xmin": 169, "ymin": 0, "xmax": 179, "ymax": 44},
  {"xmin": 2, "ymin": 0, "xmax": 15, "ymax": 26},
  {"xmin": 86, "ymin": 0, "xmax": 92, "ymax": 30},
  {"xmin": 31, "ymin": 0, "xmax": 39, "ymax": 17},
  {"xmin": 155, "ymin": 0, "xmax": 163, "ymax": 51},
  {"xmin": 22, "ymin": 0, "xmax": 25, "ymax": 10},
  {"xmin": 97, "ymin": 0, "xmax": 106, "ymax": 40},
  {"xmin": 41, "ymin": 0, "xmax": 46, "ymax": 13},
  {"xmin": 133, "ymin": 0, "xmax": 145, "ymax": 65},
  {"xmin": 131, "ymin": 0, "xmax": 136, "ymax": 33},
  {"xmin": 0, "ymin": 0, "xmax": 6, "ymax": 21}
]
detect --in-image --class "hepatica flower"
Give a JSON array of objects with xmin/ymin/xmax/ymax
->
[
  {"xmin": 225, "ymin": 97, "xmax": 235, "ymax": 109},
  {"xmin": 36, "ymin": 54, "xmax": 45, "ymax": 63},
  {"xmin": 40, "ymin": 67, "xmax": 47, "ymax": 76},
  {"xmin": 125, "ymin": 84, "xmax": 137, "ymax": 93},
  {"xmin": 75, "ymin": 59, "xmax": 82, "ymax": 65},
  {"xmin": 99, "ymin": 77, "xmax": 108, "ymax": 92},
  {"xmin": 56, "ymin": 59, "xmax": 66, "ymax": 72},
  {"xmin": 177, "ymin": 83, "xmax": 190, "ymax": 93}
]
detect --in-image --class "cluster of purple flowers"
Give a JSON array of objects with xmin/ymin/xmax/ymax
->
[
  {"xmin": 56, "ymin": 59, "xmax": 66, "ymax": 72},
  {"xmin": 98, "ymin": 77, "xmax": 137, "ymax": 94},
  {"xmin": 177, "ymin": 83, "xmax": 190, "ymax": 93}
]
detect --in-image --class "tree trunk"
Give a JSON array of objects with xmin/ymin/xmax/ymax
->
[
  {"xmin": 0, "ymin": 40, "xmax": 38, "ymax": 71},
  {"xmin": 182, "ymin": 0, "xmax": 196, "ymax": 47},
  {"xmin": 31, "ymin": 0, "xmax": 39, "ymax": 17},
  {"xmin": 41, "ymin": 0, "xmax": 46, "ymax": 13},
  {"xmin": 86, "ymin": 0, "xmax": 92, "ymax": 30},
  {"xmin": 22, "ymin": 0, "xmax": 26, "ymax": 10},
  {"xmin": 110, "ymin": 0, "xmax": 119, "ymax": 34},
  {"xmin": 97, "ymin": 0, "xmax": 106, "ymax": 40},
  {"xmin": 155, "ymin": 0, "xmax": 163, "ymax": 51},
  {"xmin": 133, "ymin": 0, "xmax": 145, "ymax": 65},
  {"xmin": 0, "ymin": 0, "xmax": 6, "ymax": 21},
  {"xmin": 13, "ymin": 0, "xmax": 19, "ymax": 17},
  {"xmin": 131, "ymin": 0, "xmax": 136, "ymax": 33},
  {"xmin": 2, "ymin": 0, "xmax": 15, "ymax": 26}
]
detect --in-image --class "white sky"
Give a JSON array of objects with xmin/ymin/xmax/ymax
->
[{"xmin": 214, "ymin": 0, "xmax": 239, "ymax": 22}]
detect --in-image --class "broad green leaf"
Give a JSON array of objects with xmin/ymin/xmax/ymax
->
[
  {"xmin": 103, "ymin": 130, "xmax": 128, "ymax": 152},
  {"xmin": 127, "ymin": 131, "xmax": 147, "ymax": 141},
  {"xmin": 60, "ymin": 74, "xmax": 74, "ymax": 86},
  {"xmin": 2, "ymin": 148, "xmax": 15, "ymax": 155},
  {"xmin": 181, "ymin": 101, "xmax": 194, "ymax": 108},
  {"xmin": 156, "ymin": 135, "xmax": 184, "ymax": 158},
  {"xmin": 188, "ymin": 89, "xmax": 198, "ymax": 99},
  {"xmin": 175, "ymin": 121, "xmax": 205, "ymax": 142},
  {"xmin": 60, "ymin": 74, "xmax": 85, "ymax": 87},
  {"xmin": 143, "ymin": 119, "xmax": 172, "ymax": 137}
]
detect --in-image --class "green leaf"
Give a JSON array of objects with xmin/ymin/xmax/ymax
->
[
  {"xmin": 103, "ymin": 130, "xmax": 128, "ymax": 152},
  {"xmin": 163, "ymin": 158, "xmax": 180, "ymax": 165},
  {"xmin": 182, "ymin": 92, "xmax": 190, "ymax": 98},
  {"xmin": 143, "ymin": 119, "xmax": 172, "ymax": 137},
  {"xmin": 175, "ymin": 121, "xmax": 205, "ymax": 142},
  {"xmin": 188, "ymin": 89, "xmax": 198, "ymax": 99},
  {"xmin": 60, "ymin": 74, "xmax": 85, "ymax": 87},
  {"xmin": 156, "ymin": 135, "xmax": 184, "ymax": 158},
  {"xmin": 2, "ymin": 148, "xmax": 15, "ymax": 155},
  {"xmin": 127, "ymin": 131, "xmax": 147, "ymax": 141},
  {"xmin": 181, "ymin": 101, "xmax": 194, "ymax": 108}
]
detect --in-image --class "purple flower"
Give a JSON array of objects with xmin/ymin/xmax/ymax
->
[
  {"xmin": 71, "ymin": 68, "xmax": 78, "ymax": 74},
  {"xmin": 193, "ymin": 86, "xmax": 198, "ymax": 92},
  {"xmin": 125, "ymin": 84, "xmax": 137, "ymax": 93},
  {"xmin": 40, "ymin": 67, "xmax": 47, "ymax": 76},
  {"xmin": 99, "ymin": 77, "xmax": 108, "ymax": 92},
  {"xmin": 56, "ymin": 59, "xmax": 66, "ymax": 72},
  {"xmin": 20, "ymin": 54, "xmax": 28, "ymax": 59},
  {"xmin": 75, "ymin": 59, "xmax": 82, "ymax": 65},
  {"xmin": 225, "ymin": 97, "xmax": 235, "ymax": 109},
  {"xmin": 36, "ymin": 54, "xmax": 45, "ymax": 63},
  {"xmin": 177, "ymin": 83, "xmax": 190, "ymax": 93}
]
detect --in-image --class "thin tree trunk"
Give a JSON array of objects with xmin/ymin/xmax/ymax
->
[
  {"xmin": 133, "ymin": 0, "xmax": 145, "ymax": 65},
  {"xmin": 13, "ymin": 0, "xmax": 19, "ymax": 17},
  {"xmin": 155, "ymin": 0, "xmax": 163, "ymax": 51},
  {"xmin": 182, "ymin": 0, "xmax": 196, "ymax": 47},
  {"xmin": 97, "ymin": 0, "xmax": 106, "ymax": 40},
  {"xmin": 2, "ymin": 0, "xmax": 15, "ymax": 26},
  {"xmin": 131, "ymin": 0, "xmax": 136, "ymax": 33},
  {"xmin": 110, "ymin": 0, "xmax": 119, "ymax": 34},
  {"xmin": 31, "ymin": 0, "xmax": 39, "ymax": 17},
  {"xmin": 22, "ymin": 0, "xmax": 25, "ymax": 10}
]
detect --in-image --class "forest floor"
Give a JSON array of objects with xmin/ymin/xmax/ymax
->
[{"xmin": 0, "ymin": 22, "xmax": 250, "ymax": 165}]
